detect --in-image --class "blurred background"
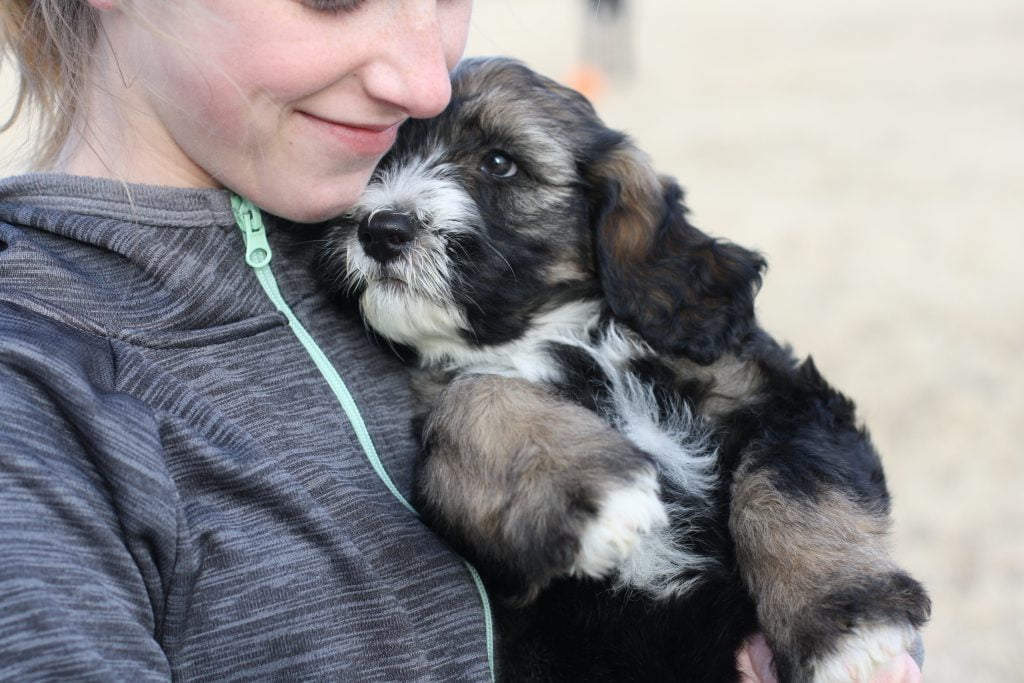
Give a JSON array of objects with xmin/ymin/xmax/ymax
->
[{"xmin": 2, "ymin": 1, "xmax": 1021, "ymax": 680}]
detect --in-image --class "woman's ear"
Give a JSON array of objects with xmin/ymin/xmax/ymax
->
[
  {"xmin": 586, "ymin": 142, "xmax": 767, "ymax": 365},
  {"xmin": 86, "ymin": 0, "xmax": 118, "ymax": 10}
]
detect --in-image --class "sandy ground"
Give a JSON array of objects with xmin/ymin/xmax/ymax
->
[{"xmin": 2, "ymin": 2, "xmax": 1021, "ymax": 680}]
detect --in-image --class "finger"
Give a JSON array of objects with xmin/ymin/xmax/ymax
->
[{"xmin": 736, "ymin": 632, "xmax": 777, "ymax": 683}]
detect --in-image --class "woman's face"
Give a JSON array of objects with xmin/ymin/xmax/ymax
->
[{"xmin": 89, "ymin": 0, "xmax": 472, "ymax": 222}]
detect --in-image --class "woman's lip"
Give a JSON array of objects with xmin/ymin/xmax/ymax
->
[{"xmin": 298, "ymin": 112, "xmax": 402, "ymax": 156}]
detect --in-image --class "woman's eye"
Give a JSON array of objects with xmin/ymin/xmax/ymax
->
[
  {"xmin": 300, "ymin": 0, "xmax": 365, "ymax": 14},
  {"xmin": 480, "ymin": 151, "xmax": 518, "ymax": 179}
]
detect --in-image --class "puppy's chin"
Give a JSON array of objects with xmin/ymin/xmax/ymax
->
[{"xmin": 359, "ymin": 283, "xmax": 469, "ymax": 355}]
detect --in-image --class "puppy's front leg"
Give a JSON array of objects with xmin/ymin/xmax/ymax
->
[
  {"xmin": 414, "ymin": 374, "xmax": 666, "ymax": 602},
  {"xmin": 729, "ymin": 454, "xmax": 930, "ymax": 682}
]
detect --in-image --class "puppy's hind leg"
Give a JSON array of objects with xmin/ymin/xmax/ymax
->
[{"xmin": 414, "ymin": 374, "xmax": 667, "ymax": 602}]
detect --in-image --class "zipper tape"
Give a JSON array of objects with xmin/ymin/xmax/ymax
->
[{"xmin": 231, "ymin": 195, "xmax": 496, "ymax": 681}]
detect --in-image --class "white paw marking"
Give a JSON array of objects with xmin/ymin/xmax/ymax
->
[
  {"xmin": 812, "ymin": 624, "xmax": 919, "ymax": 683},
  {"xmin": 571, "ymin": 471, "xmax": 669, "ymax": 580}
]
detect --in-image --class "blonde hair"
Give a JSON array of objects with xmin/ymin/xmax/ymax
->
[{"xmin": 0, "ymin": 1, "xmax": 101, "ymax": 169}]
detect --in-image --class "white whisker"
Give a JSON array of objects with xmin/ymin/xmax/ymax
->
[{"xmin": 484, "ymin": 241, "xmax": 517, "ymax": 282}]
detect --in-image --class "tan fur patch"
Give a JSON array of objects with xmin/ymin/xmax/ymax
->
[
  {"xmin": 670, "ymin": 353, "xmax": 766, "ymax": 417},
  {"xmin": 730, "ymin": 466, "xmax": 896, "ymax": 650},
  {"xmin": 594, "ymin": 147, "xmax": 663, "ymax": 264},
  {"xmin": 543, "ymin": 259, "xmax": 590, "ymax": 287}
]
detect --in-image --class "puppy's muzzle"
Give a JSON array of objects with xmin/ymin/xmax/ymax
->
[{"xmin": 358, "ymin": 210, "xmax": 416, "ymax": 263}]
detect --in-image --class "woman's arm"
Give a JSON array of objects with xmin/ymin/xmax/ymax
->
[{"xmin": 0, "ymin": 306, "xmax": 175, "ymax": 679}]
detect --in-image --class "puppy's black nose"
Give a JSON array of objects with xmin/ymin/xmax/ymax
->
[{"xmin": 358, "ymin": 210, "xmax": 416, "ymax": 263}]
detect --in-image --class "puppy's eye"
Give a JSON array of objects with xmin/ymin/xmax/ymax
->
[{"xmin": 480, "ymin": 151, "xmax": 518, "ymax": 178}]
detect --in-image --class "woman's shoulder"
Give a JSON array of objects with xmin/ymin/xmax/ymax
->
[
  {"xmin": 0, "ymin": 172, "xmax": 236, "ymax": 224},
  {"xmin": 0, "ymin": 300, "xmax": 121, "ymax": 426}
]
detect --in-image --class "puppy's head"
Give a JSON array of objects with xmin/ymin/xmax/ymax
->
[{"xmin": 322, "ymin": 57, "xmax": 765, "ymax": 365}]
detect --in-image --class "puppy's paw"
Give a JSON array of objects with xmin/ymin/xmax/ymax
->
[
  {"xmin": 570, "ymin": 469, "xmax": 668, "ymax": 579},
  {"xmin": 810, "ymin": 624, "xmax": 923, "ymax": 683}
]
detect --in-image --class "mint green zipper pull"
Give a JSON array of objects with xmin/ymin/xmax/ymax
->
[{"xmin": 232, "ymin": 195, "xmax": 272, "ymax": 268}]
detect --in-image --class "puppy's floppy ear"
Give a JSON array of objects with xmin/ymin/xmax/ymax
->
[{"xmin": 586, "ymin": 143, "xmax": 767, "ymax": 364}]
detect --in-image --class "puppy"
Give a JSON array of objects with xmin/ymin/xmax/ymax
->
[{"xmin": 320, "ymin": 57, "xmax": 930, "ymax": 682}]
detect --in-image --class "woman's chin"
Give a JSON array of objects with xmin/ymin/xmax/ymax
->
[{"xmin": 252, "ymin": 174, "xmax": 375, "ymax": 224}]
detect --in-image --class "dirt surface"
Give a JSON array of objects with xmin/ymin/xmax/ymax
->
[{"xmin": 2, "ymin": 2, "xmax": 1021, "ymax": 680}]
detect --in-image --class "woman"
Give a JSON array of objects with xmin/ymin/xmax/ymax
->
[{"xmin": 0, "ymin": 1, "xmax": 917, "ymax": 680}]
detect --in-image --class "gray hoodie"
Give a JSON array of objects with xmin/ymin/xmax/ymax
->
[{"xmin": 0, "ymin": 174, "xmax": 493, "ymax": 681}]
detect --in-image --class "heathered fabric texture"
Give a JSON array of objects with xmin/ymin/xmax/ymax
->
[{"xmin": 0, "ymin": 174, "xmax": 491, "ymax": 681}]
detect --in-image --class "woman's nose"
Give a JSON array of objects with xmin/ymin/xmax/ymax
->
[{"xmin": 361, "ymin": 2, "xmax": 457, "ymax": 119}]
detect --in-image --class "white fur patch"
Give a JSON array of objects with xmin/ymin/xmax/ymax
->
[
  {"xmin": 602, "ymin": 361, "xmax": 721, "ymax": 597},
  {"xmin": 358, "ymin": 280, "xmax": 469, "ymax": 351},
  {"xmin": 603, "ymin": 359, "xmax": 719, "ymax": 496},
  {"xmin": 572, "ymin": 470, "xmax": 668, "ymax": 580},
  {"xmin": 812, "ymin": 624, "xmax": 919, "ymax": 683},
  {"xmin": 356, "ymin": 153, "xmax": 479, "ymax": 232},
  {"xmin": 447, "ymin": 300, "xmax": 604, "ymax": 379}
]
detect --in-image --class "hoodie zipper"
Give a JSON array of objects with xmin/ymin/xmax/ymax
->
[{"xmin": 231, "ymin": 196, "xmax": 496, "ymax": 681}]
